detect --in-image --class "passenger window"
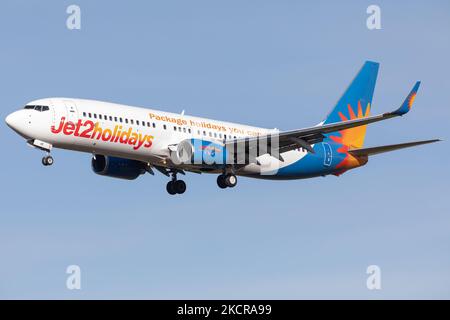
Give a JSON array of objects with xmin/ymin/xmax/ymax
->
[
  {"xmin": 209, "ymin": 132, "xmax": 212, "ymax": 137},
  {"xmin": 188, "ymin": 128, "xmax": 191, "ymax": 134},
  {"xmin": 203, "ymin": 131, "xmax": 206, "ymax": 136},
  {"xmin": 183, "ymin": 128, "xmax": 186, "ymax": 133},
  {"xmin": 94, "ymin": 114, "xmax": 97, "ymax": 119},
  {"xmin": 214, "ymin": 133, "xmax": 217, "ymax": 138},
  {"xmin": 163, "ymin": 124, "xmax": 167, "ymax": 130},
  {"xmin": 99, "ymin": 115, "xmax": 102, "ymax": 120},
  {"xmin": 136, "ymin": 120, "xmax": 139, "ymax": 125},
  {"xmin": 109, "ymin": 116, "xmax": 113, "ymax": 121},
  {"xmin": 224, "ymin": 134, "xmax": 227, "ymax": 139},
  {"xmin": 83, "ymin": 112, "xmax": 86, "ymax": 117},
  {"xmin": 114, "ymin": 117, "xmax": 117, "ymax": 122},
  {"xmin": 130, "ymin": 119, "xmax": 134, "ymax": 125},
  {"xmin": 125, "ymin": 119, "xmax": 128, "ymax": 124},
  {"xmin": 88, "ymin": 113, "xmax": 92, "ymax": 118},
  {"xmin": 219, "ymin": 133, "xmax": 222, "ymax": 138},
  {"xmin": 120, "ymin": 118, "xmax": 123, "ymax": 123},
  {"xmin": 152, "ymin": 123, "xmax": 156, "ymax": 128},
  {"xmin": 178, "ymin": 127, "xmax": 182, "ymax": 132}
]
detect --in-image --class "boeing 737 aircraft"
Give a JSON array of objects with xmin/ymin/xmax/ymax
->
[{"xmin": 5, "ymin": 61, "xmax": 439, "ymax": 195}]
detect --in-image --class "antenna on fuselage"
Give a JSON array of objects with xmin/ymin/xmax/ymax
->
[{"xmin": 181, "ymin": 110, "xmax": 185, "ymax": 116}]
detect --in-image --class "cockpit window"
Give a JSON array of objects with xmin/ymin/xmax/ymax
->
[{"xmin": 24, "ymin": 105, "xmax": 50, "ymax": 112}]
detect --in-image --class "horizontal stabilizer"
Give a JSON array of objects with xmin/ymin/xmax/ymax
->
[{"xmin": 348, "ymin": 139, "xmax": 440, "ymax": 157}]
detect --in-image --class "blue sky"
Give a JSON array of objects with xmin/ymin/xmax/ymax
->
[{"xmin": 0, "ymin": 0, "xmax": 449, "ymax": 299}]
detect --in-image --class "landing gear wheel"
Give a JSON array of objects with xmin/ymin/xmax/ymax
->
[
  {"xmin": 42, "ymin": 155, "xmax": 54, "ymax": 166},
  {"xmin": 166, "ymin": 181, "xmax": 177, "ymax": 195},
  {"xmin": 225, "ymin": 174, "xmax": 237, "ymax": 188},
  {"xmin": 46, "ymin": 156, "xmax": 54, "ymax": 166},
  {"xmin": 217, "ymin": 174, "xmax": 237, "ymax": 188},
  {"xmin": 174, "ymin": 180, "xmax": 186, "ymax": 194},
  {"xmin": 217, "ymin": 175, "xmax": 227, "ymax": 189}
]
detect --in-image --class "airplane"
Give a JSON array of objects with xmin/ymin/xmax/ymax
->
[{"xmin": 5, "ymin": 61, "xmax": 440, "ymax": 195}]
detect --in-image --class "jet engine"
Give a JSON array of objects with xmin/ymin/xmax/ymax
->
[{"xmin": 91, "ymin": 155, "xmax": 146, "ymax": 180}]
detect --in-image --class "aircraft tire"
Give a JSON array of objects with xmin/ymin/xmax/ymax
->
[
  {"xmin": 225, "ymin": 174, "xmax": 237, "ymax": 188},
  {"xmin": 217, "ymin": 175, "xmax": 227, "ymax": 189},
  {"xmin": 166, "ymin": 181, "xmax": 177, "ymax": 195},
  {"xmin": 174, "ymin": 180, "xmax": 186, "ymax": 194}
]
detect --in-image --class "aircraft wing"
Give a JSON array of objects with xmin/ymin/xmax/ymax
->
[{"xmin": 224, "ymin": 82, "xmax": 422, "ymax": 156}]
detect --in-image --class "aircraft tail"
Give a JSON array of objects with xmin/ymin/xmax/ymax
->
[{"xmin": 323, "ymin": 61, "xmax": 379, "ymax": 149}]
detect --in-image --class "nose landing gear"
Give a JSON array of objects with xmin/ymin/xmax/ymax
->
[{"xmin": 28, "ymin": 140, "xmax": 54, "ymax": 166}]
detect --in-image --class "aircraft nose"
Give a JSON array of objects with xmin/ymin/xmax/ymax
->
[{"xmin": 5, "ymin": 111, "xmax": 21, "ymax": 130}]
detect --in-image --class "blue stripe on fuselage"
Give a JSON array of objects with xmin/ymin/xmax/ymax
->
[{"xmin": 266, "ymin": 142, "xmax": 346, "ymax": 179}]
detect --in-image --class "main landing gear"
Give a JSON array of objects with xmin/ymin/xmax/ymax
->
[
  {"xmin": 42, "ymin": 155, "xmax": 54, "ymax": 166},
  {"xmin": 217, "ymin": 174, "xmax": 237, "ymax": 189},
  {"xmin": 166, "ymin": 172, "xmax": 186, "ymax": 195}
]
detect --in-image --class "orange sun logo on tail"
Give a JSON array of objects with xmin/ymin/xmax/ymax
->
[
  {"xmin": 329, "ymin": 101, "xmax": 370, "ymax": 172},
  {"xmin": 408, "ymin": 92, "xmax": 416, "ymax": 110}
]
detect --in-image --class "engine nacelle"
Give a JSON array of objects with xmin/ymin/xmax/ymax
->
[
  {"xmin": 91, "ymin": 155, "xmax": 146, "ymax": 180},
  {"xmin": 171, "ymin": 139, "xmax": 228, "ymax": 166}
]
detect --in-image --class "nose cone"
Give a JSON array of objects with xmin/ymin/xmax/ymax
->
[
  {"xmin": 5, "ymin": 111, "xmax": 21, "ymax": 130},
  {"xmin": 5, "ymin": 110, "xmax": 31, "ymax": 140}
]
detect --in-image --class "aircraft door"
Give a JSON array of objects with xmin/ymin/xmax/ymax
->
[
  {"xmin": 49, "ymin": 99, "xmax": 65, "ymax": 128},
  {"xmin": 63, "ymin": 99, "xmax": 78, "ymax": 123}
]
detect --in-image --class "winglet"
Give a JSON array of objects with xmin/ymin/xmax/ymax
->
[{"xmin": 393, "ymin": 81, "xmax": 421, "ymax": 116}]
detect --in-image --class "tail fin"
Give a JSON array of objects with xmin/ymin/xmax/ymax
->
[{"xmin": 323, "ymin": 61, "xmax": 379, "ymax": 149}]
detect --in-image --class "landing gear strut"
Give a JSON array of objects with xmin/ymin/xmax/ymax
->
[
  {"xmin": 166, "ymin": 172, "xmax": 186, "ymax": 195},
  {"xmin": 42, "ymin": 155, "xmax": 54, "ymax": 166},
  {"xmin": 217, "ymin": 174, "xmax": 237, "ymax": 189}
]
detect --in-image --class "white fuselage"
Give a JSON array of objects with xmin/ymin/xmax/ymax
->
[{"xmin": 6, "ymin": 98, "xmax": 309, "ymax": 177}]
